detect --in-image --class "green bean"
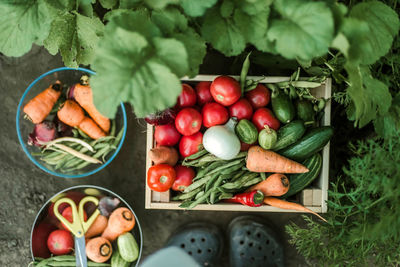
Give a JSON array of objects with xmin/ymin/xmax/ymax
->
[
  {"xmin": 220, "ymin": 161, "xmax": 245, "ymax": 174},
  {"xmin": 47, "ymin": 261, "xmax": 111, "ymax": 267},
  {"xmin": 188, "ymin": 174, "xmax": 225, "ymax": 209},
  {"xmin": 77, "ymin": 128, "xmax": 90, "ymax": 139},
  {"xmin": 209, "ymin": 175, "xmax": 228, "ymax": 203},
  {"xmin": 221, "ymin": 173, "xmax": 259, "ymax": 190},
  {"xmin": 241, "ymin": 176, "xmax": 263, "ymax": 188},
  {"xmin": 113, "ymin": 127, "xmax": 124, "ymax": 146},
  {"xmin": 205, "ymin": 173, "xmax": 220, "ymax": 192},
  {"xmin": 110, "ymin": 119, "xmax": 116, "ymax": 137},
  {"xmin": 184, "ymin": 175, "xmax": 210, "ymax": 193},
  {"xmin": 260, "ymin": 172, "xmax": 267, "ymax": 180},
  {"xmin": 183, "ymin": 149, "xmax": 208, "ymax": 162},
  {"xmin": 72, "ymin": 128, "xmax": 79, "ymax": 138},
  {"xmin": 35, "ymin": 258, "xmax": 52, "ymax": 267},
  {"xmin": 42, "ymin": 152, "xmax": 66, "ymax": 161},
  {"xmin": 231, "ymin": 170, "xmax": 247, "ymax": 182},
  {"xmin": 195, "ymin": 191, "xmax": 205, "ymax": 200},
  {"xmin": 92, "ymin": 136, "xmax": 115, "ymax": 146},
  {"xmin": 172, "ymin": 187, "xmax": 202, "ymax": 201},
  {"xmin": 205, "ymin": 159, "xmax": 244, "ymax": 177}
]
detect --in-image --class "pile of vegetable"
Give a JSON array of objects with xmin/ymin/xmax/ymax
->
[
  {"xmin": 24, "ymin": 76, "xmax": 123, "ymax": 173},
  {"xmin": 146, "ymin": 64, "xmax": 333, "ymax": 215},
  {"xmin": 32, "ymin": 190, "xmax": 140, "ymax": 267}
]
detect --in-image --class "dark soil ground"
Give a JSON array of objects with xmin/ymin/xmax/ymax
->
[{"xmin": 0, "ymin": 46, "xmax": 308, "ymax": 266}]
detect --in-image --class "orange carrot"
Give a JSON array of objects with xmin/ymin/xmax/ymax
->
[
  {"xmin": 101, "ymin": 207, "xmax": 135, "ymax": 242},
  {"xmin": 247, "ymin": 173, "xmax": 289, "ymax": 196},
  {"xmin": 264, "ymin": 197, "xmax": 327, "ymax": 222},
  {"xmin": 73, "ymin": 76, "xmax": 110, "ymax": 133},
  {"xmin": 86, "ymin": 237, "xmax": 112, "ymax": 263},
  {"xmin": 246, "ymin": 146, "xmax": 309, "ymax": 173},
  {"xmin": 149, "ymin": 146, "xmax": 179, "ymax": 166},
  {"xmin": 79, "ymin": 117, "xmax": 106, "ymax": 139},
  {"xmin": 57, "ymin": 100, "xmax": 106, "ymax": 139},
  {"xmin": 57, "ymin": 100, "xmax": 85, "ymax": 127},
  {"xmin": 85, "ymin": 215, "xmax": 108, "ymax": 239},
  {"xmin": 23, "ymin": 81, "xmax": 62, "ymax": 123}
]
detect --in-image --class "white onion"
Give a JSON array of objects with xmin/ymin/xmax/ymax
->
[{"xmin": 203, "ymin": 118, "xmax": 241, "ymax": 160}]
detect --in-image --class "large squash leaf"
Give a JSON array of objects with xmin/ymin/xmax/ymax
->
[
  {"xmin": 267, "ymin": 0, "xmax": 334, "ymax": 60},
  {"xmin": 91, "ymin": 11, "xmax": 188, "ymax": 118},
  {"xmin": 43, "ymin": 11, "xmax": 104, "ymax": 68},
  {"xmin": 0, "ymin": 0, "xmax": 53, "ymax": 56}
]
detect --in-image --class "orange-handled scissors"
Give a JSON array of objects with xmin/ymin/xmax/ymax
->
[{"xmin": 54, "ymin": 196, "xmax": 100, "ymax": 267}]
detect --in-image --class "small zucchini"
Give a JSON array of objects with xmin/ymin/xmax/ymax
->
[{"xmin": 117, "ymin": 232, "xmax": 139, "ymax": 263}]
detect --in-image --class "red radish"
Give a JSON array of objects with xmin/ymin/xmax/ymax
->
[
  {"xmin": 175, "ymin": 108, "xmax": 202, "ymax": 136},
  {"xmin": 176, "ymin": 84, "xmax": 197, "ymax": 108},
  {"xmin": 202, "ymin": 102, "xmax": 229, "ymax": 128},
  {"xmin": 210, "ymin": 76, "xmax": 241, "ymax": 106},
  {"xmin": 195, "ymin": 81, "xmax": 213, "ymax": 106},
  {"xmin": 32, "ymin": 222, "xmax": 57, "ymax": 258},
  {"xmin": 179, "ymin": 132, "xmax": 203, "ymax": 158},
  {"xmin": 252, "ymin": 108, "xmax": 280, "ymax": 131},
  {"xmin": 47, "ymin": 191, "xmax": 85, "ymax": 223},
  {"xmin": 229, "ymin": 98, "xmax": 253, "ymax": 120},
  {"xmin": 61, "ymin": 206, "xmax": 87, "ymax": 230},
  {"xmin": 154, "ymin": 124, "xmax": 181, "ymax": 146},
  {"xmin": 47, "ymin": 229, "xmax": 74, "ymax": 255},
  {"xmin": 144, "ymin": 108, "xmax": 176, "ymax": 126},
  {"xmin": 245, "ymin": 84, "xmax": 271, "ymax": 108},
  {"xmin": 27, "ymin": 121, "xmax": 57, "ymax": 146},
  {"xmin": 172, "ymin": 165, "xmax": 196, "ymax": 192}
]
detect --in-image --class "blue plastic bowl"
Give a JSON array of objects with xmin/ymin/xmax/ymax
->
[{"xmin": 16, "ymin": 67, "xmax": 127, "ymax": 178}]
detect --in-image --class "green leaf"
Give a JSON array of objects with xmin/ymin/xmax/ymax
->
[
  {"xmin": 118, "ymin": 0, "xmax": 141, "ymax": 9},
  {"xmin": 220, "ymin": 0, "xmax": 234, "ymax": 18},
  {"xmin": 348, "ymin": 1, "xmax": 400, "ymax": 65},
  {"xmin": 99, "ymin": 0, "xmax": 117, "ymax": 9},
  {"xmin": 152, "ymin": 8, "xmax": 206, "ymax": 77},
  {"xmin": 345, "ymin": 63, "xmax": 392, "ymax": 127},
  {"xmin": 267, "ymin": 0, "xmax": 334, "ymax": 60},
  {"xmin": 0, "ymin": 0, "xmax": 53, "ymax": 57},
  {"xmin": 145, "ymin": 0, "xmax": 178, "ymax": 9},
  {"xmin": 234, "ymin": 0, "xmax": 272, "ymax": 16},
  {"xmin": 201, "ymin": 6, "xmax": 245, "ymax": 56},
  {"xmin": 179, "ymin": 0, "xmax": 217, "ymax": 17},
  {"xmin": 91, "ymin": 12, "xmax": 185, "ymax": 117},
  {"xmin": 44, "ymin": 12, "xmax": 104, "ymax": 68},
  {"xmin": 78, "ymin": 0, "xmax": 94, "ymax": 17}
]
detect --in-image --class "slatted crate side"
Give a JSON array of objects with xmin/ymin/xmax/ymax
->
[{"xmin": 145, "ymin": 76, "xmax": 331, "ymax": 213}]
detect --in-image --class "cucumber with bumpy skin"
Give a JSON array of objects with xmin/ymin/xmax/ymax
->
[
  {"xmin": 281, "ymin": 153, "xmax": 322, "ymax": 198},
  {"xmin": 111, "ymin": 250, "xmax": 130, "ymax": 267},
  {"xmin": 273, "ymin": 120, "xmax": 306, "ymax": 151},
  {"xmin": 235, "ymin": 119, "xmax": 258, "ymax": 144},
  {"xmin": 279, "ymin": 126, "xmax": 333, "ymax": 161},
  {"xmin": 271, "ymin": 92, "xmax": 295, "ymax": 123},
  {"xmin": 295, "ymin": 99, "xmax": 315, "ymax": 122},
  {"xmin": 118, "ymin": 232, "xmax": 139, "ymax": 262}
]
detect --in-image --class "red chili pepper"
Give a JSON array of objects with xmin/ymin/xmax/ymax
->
[{"xmin": 224, "ymin": 190, "xmax": 264, "ymax": 207}]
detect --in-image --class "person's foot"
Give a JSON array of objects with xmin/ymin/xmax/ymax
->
[
  {"xmin": 165, "ymin": 222, "xmax": 224, "ymax": 267},
  {"xmin": 228, "ymin": 216, "xmax": 284, "ymax": 267}
]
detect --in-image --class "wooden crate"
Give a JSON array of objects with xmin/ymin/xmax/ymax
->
[{"xmin": 145, "ymin": 75, "xmax": 331, "ymax": 213}]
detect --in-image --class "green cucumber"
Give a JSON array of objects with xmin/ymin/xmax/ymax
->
[
  {"xmin": 273, "ymin": 120, "xmax": 306, "ymax": 151},
  {"xmin": 111, "ymin": 250, "xmax": 130, "ymax": 267},
  {"xmin": 271, "ymin": 92, "xmax": 295, "ymax": 123},
  {"xmin": 117, "ymin": 232, "xmax": 139, "ymax": 262},
  {"xmin": 235, "ymin": 119, "xmax": 258, "ymax": 144},
  {"xmin": 258, "ymin": 126, "xmax": 277, "ymax": 149},
  {"xmin": 295, "ymin": 99, "xmax": 315, "ymax": 122},
  {"xmin": 279, "ymin": 126, "xmax": 333, "ymax": 161},
  {"xmin": 282, "ymin": 153, "xmax": 322, "ymax": 198}
]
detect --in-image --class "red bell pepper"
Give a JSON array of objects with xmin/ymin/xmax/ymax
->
[{"xmin": 225, "ymin": 190, "xmax": 264, "ymax": 207}]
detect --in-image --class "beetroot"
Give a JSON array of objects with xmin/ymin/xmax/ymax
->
[
  {"xmin": 98, "ymin": 197, "xmax": 120, "ymax": 217},
  {"xmin": 53, "ymin": 116, "xmax": 73, "ymax": 137},
  {"xmin": 144, "ymin": 108, "xmax": 176, "ymax": 125},
  {"xmin": 67, "ymin": 84, "xmax": 75, "ymax": 100},
  {"xmin": 28, "ymin": 121, "xmax": 57, "ymax": 146}
]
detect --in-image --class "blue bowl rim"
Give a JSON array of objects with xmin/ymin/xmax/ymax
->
[
  {"xmin": 29, "ymin": 185, "xmax": 143, "ymax": 266},
  {"xmin": 16, "ymin": 67, "xmax": 127, "ymax": 178}
]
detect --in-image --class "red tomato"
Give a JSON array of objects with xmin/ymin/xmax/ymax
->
[
  {"xmin": 252, "ymin": 108, "xmax": 280, "ymax": 131},
  {"xmin": 47, "ymin": 229, "xmax": 74, "ymax": 255},
  {"xmin": 240, "ymin": 142, "xmax": 252, "ymax": 151},
  {"xmin": 147, "ymin": 164, "xmax": 176, "ymax": 192},
  {"xmin": 202, "ymin": 102, "xmax": 229, "ymax": 128},
  {"xmin": 195, "ymin": 81, "xmax": 213, "ymax": 106},
  {"xmin": 179, "ymin": 132, "xmax": 203, "ymax": 158},
  {"xmin": 172, "ymin": 165, "xmax": 196, "ymax": 192},
  {"xmin": 154, "ymin": 124, "xmax": 181, "ymax": 146},
  {"xmin": 210, "ymin": 76, "xmax": 241, "ymax": 106},
  {"xmin": 245, "ymin": 84, "xmax": 271, "ymax": 108},
  {"xmin": 61, "ymin": 207, "xmax": 87, "ymax": 230},
  {"xmin": 175, "ymin": 108, "xmax": 202, "ymax": 136},
  {"xmin": 229, "ymin": 98, "xmax": 253, "ymax": 120},
  {"xmin": 176, "ymin": 84, "xmax": 197, "ymax": 108},
  {"xmin": 32, "ymin": 222, "xmax": 57, "ymax": 258}
]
